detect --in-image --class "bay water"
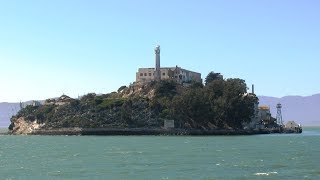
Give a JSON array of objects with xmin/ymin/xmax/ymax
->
[{"xmin": 0, "ymin": 127, "xmax": 320, "ymax": 179}]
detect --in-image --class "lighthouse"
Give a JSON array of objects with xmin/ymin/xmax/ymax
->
[{"xmin": 154, "ymin": 45, "xmax": 161, "ymax": 81}]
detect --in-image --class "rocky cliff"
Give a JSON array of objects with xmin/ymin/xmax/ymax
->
[{"xmin": 9, "ymin": 117, "xmax": 45, "ymax": 135}]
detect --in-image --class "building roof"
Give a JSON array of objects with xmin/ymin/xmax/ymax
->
[{"xmin": 259, "ymin": 106, "xmax": 270, "ymax": 110}]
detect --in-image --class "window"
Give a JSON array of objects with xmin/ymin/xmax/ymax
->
[
  {"xmin": 149, "ymin": 73, "xmax": 151, "ymax": 76},
  {"xmin": 140, "ymin": 73, "xmax": 143, "ymax": 76},
  {"xmin": 144, "ymin": 73, "xmax": 147, "ymax": 76},
  {"xmin": 162, "ymin": 73, "xmax": 165, "ymax": 76}
]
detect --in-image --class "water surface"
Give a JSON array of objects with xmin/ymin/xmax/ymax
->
[{"xmin": 0, "ymin": 127, "xmax": 319, "ymax": 179}]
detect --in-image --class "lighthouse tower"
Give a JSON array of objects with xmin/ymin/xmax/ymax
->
[
  {"xmin": 154, "ymin": 45, "xmax": 161, "ymax": 81},
  {"xmin": 276, "ymin": 103, "xmax": 283, "ymax": 126}
]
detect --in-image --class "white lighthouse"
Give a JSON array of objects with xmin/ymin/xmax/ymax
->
[{"xmin": 154, "ymin": 45, "xmax": 161, "ymax": 81}]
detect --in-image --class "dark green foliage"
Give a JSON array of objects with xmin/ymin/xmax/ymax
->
[
  {"xmin": 189, "ymin": 81, "xmax": 204, "ymax": 89},
  {"xmin": 8, "ymin": 123, "xmax": 14, "ymax": 130},
  {"xmin": 16, "ymin": 105, "xmax": 38, "ymax": 120},
  {"xmin": 167, "ymin": 72, "xmax": 258, "ymax": 129},
  {"xmin": 154, "ymin": 79, "xmax": 178, "ymax": 99},
  {"xmin": 205, "ymin": 71, "xmax": 223, "ymax": 85},
  {"xmin": 171, "ymin": 87, "xmax": 212, "ymax": 128},
  {"xmin": 117, "ymin": 85, "xmax": 127, "ymax": 93},
  {"xmin": 10, "ymin": 71, "xmax": 257, "ymax": 130},
  {"xmin": 98, "ymin": 98, "xmax": 126, "ymax": 109},
  {"xmin": 80, "ymin": 93, "xmax": 96, "ymax": 102}
]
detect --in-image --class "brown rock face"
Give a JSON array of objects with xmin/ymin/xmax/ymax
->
[
  {"xmin": 10, "ymin": 117, "xmax": 45, "ymax": 135},
  {"xmin": 119, "ymin": 82, "xmax": 156, "ymax": 99}
]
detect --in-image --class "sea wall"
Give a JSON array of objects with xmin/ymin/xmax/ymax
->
[{"xmin": 28, "ymin": 128, "xmax": 276, "ymax": 136}]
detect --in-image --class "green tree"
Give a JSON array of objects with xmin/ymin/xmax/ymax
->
[
  {"xmin": 221, "ymin": 78, "xmax": 256, "ymax": 128},
  {"xmin": 154, "ymin": 79, "xmax": 178, "ymax": 99},
  {"xmin": 171, "ymin": 87, "xmax": 212, "ymax": 128},
  {"xmin": 205, "ymin": 71, "xmax": 223, "ymax": 85},
  {"xmin": 118, "ymin": 85, "xmax": 127, "ymax": 93}
]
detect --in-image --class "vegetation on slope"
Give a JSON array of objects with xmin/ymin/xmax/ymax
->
[{"xmin": 9, "ymin": 72, "xmax": 258, "ymax": 130}]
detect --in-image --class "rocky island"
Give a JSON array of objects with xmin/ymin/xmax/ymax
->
[
  {"xmin": 8, "ymin": 72, "xmax": 267, "ymax": 135},
  {"xmin": 8, "ymin": 45, "xmax": 301, "ymax": 135}
]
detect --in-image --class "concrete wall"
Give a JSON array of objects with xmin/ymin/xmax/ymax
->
[
  {"xmin": 136, "ymin": 68, "xmax": 155, "ymax": 82},
  {"xmin": 164, "ymin": 120, "xmax": 175, "ymax": 129}
]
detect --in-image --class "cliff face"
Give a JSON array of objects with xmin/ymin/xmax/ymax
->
[
  {"xmin": 120, "ymin": 82, "xmax": 156, "ymax": 99},
  {"xmin": 9, "ymin": 117, "xmax": 44, "ymax": 135}
]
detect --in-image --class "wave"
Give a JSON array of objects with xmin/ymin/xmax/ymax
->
[{"xmin": 254, "ymin": 172, "xmax": 278, "ymax": 176}]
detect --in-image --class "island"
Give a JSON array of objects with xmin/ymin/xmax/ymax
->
[
  {"xmin": 7, "ymin": 45, "xmax": 302, "ymax": 135},
  {"xmin": 8, "ymin": 71, "xmax": 301, "ymax": 135}
]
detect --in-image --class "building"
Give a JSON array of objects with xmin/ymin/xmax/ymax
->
[
  {"xmin": 246, "ymin": 105, "xmax": 276, "ymax": 129},
  {"xmin": 32, "ymin": 100, "xmax": 41, "ymax": 107},
  {"xmin": 258, "ymin": 106, "xmax": 271, "ymax": 122},
  {"xmin": 136, "ymin": 46, "xmax": 202, "ymax": 83},
  {"xmin": 285, "ymin": 121, "xmax": 301, "ymax": 129},
  {"xmin": 136, "ymin": 66, "xmax": 202, "ymax": 83},
  {"xmin": 164, "ymin": 120, "xmax": 175, "ymax": 129}
]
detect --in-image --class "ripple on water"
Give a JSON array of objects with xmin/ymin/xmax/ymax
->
[
  {"xmin": 271, "ymin": 164, "xmax": 287, "ymax": 168},
  {"xmin": 254, "ymin": 172, "xmax": 278, "ymax": 176},
  {"xmin": 307, "ymin": 170, "xmax": 320, "ymax": 175},
  {"xmin": 1, "ymin": 130, "xmax": 320, "ymax": 179},
  {"xmin": 47, "ymin": 171, "xmax": 62, "ymax": 176}
]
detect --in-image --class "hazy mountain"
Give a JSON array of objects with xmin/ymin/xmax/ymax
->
[
  {"xmin": 258, "ymin": 94, "xmax": 320, "ymax": 126},
  {"xmin": 1, "ymin": 94, "xmax": 319, "ymax": 127},
  {"xmin": 0, "ymin": 102, "xmax": 20, "ymax": 127},
  {"xmin": 0, "ymin": 100, "xmax": 44, "ymax": 127}
]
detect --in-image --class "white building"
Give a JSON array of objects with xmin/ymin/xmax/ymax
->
[{"xmin": 136, "ymin": 46, "xmax": 202, "ymax": 83}]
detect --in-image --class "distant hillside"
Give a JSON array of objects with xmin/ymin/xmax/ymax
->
[
  {"xmin": 0, "ymin": 101, "xmax": 44, "ymax": 127},
  {"xmin": 0, "ymin": 103, "xmax": 20, "ymax": 127},
  {"xmin": 258, "ymin": 94, "xmax": 320, "ymax": 126}
]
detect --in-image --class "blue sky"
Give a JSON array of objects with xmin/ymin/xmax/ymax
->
[{"xmin": 0, "ymin": 0, "xmax": 319, "ymax": 102}]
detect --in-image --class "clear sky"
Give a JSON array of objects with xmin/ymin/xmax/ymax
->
[{"xmin": 0, "ymin": 0, "xmax": 319, "ymax": 102}]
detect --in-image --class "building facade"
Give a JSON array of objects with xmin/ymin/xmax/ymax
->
[
  {"xmin": 136, "ymin": 66, "xmax": 201, "ymax": 83},
  {"xmin": 136, "ymin": 46, "xmax": 202, "ymax": 83}
]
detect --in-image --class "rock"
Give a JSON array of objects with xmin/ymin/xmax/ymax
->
[{"xmin": 10, "ymin": 117, "xmax": 45, "ymax": 135}]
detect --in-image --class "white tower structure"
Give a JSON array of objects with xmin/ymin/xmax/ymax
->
[
  {"xmin": 154, "ymin": 45, "xmax": 161, "ymax": 81},
  {"xmin": 276, "ymin": 103, "xmax": 283, "ymax": 126}
]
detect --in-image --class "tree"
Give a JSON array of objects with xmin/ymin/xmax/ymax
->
[
  {"xmin": 189, "ymin": 80, "xmax": 204, "ymax": 89},
  {"xmin": 171, "ymin": 86, "xmax": 212, "ymax": 128},
  {"xmin": 221, "ymin": 78, "xmax": 256, "ymax": 128},
  {"xmin": 118, "ymin": 85, "xmax": 127, "ymax": 93},
  {"xmin": 154, "ymin": 79, "xmax": 178, "ymax": 99},
  {"xmin": 205, "ymin": 71, "xmax": 223, "ymax": 85}
]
